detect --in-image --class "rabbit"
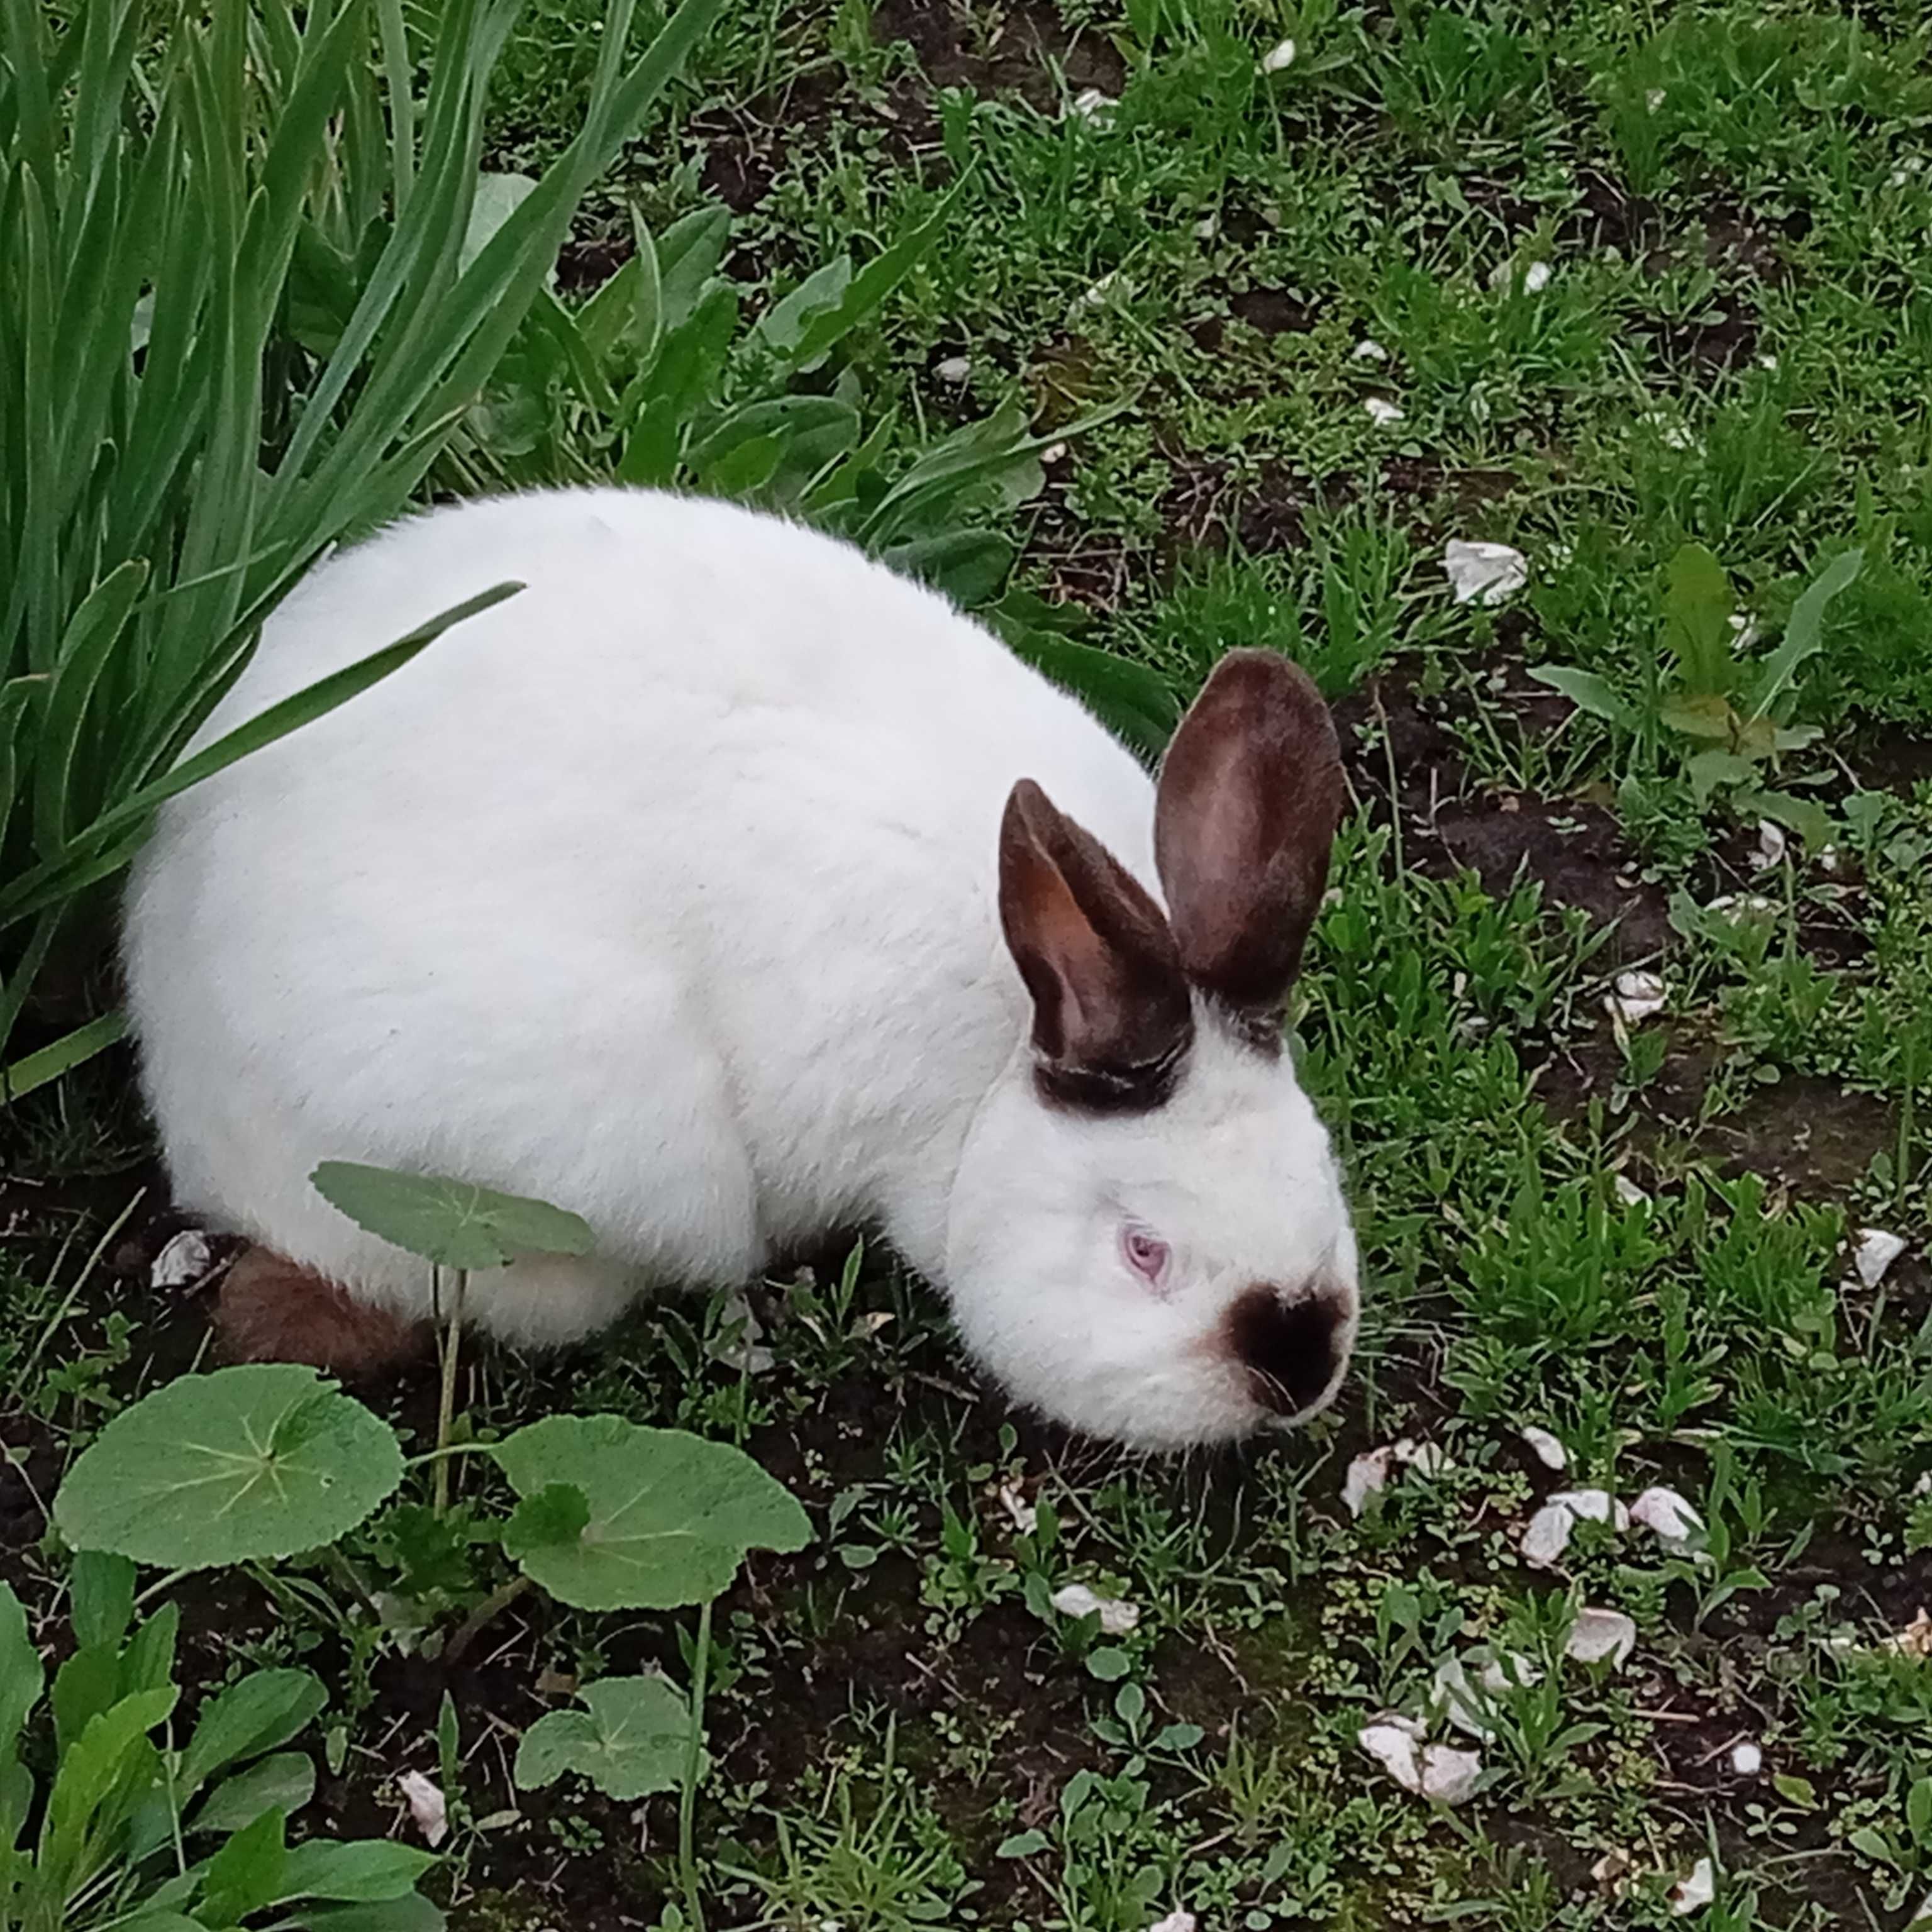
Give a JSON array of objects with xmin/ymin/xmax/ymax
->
[{"xmin": 123, "ymin": 486, "xmax": 1359, "ymax": 1450}]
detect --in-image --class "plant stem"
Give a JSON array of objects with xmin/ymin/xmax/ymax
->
[
  {"xmin": 679, "ymin": 1597, "xmax": 714, "ymax": 1932},
  {"xmin": 435, "ymin": 1268, "xmax": 467, "ymax": 1517},
  {"xmin": 441, "ymin": 1574, "xmax": 533, "ymax": 1667}
]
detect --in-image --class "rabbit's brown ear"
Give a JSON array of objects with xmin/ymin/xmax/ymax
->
[
  {"xmin": 999, "ymin": 780, "xmax": 1193, "ymax": 1112},
  {"xmin": 1154, "ymin": 651, "xmax": 1344, "ymax": 1019}
]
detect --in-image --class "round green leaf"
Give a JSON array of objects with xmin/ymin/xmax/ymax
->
[
  {"xmin": 493, "ymin": 1416, "xmax": 811, "ymax": 1610},
  {"xmin": 55, "ymin": 1367, "xmax": 404, "ymax": 1569},
  {"xmin": 514, "ymin": 1675, "xmax": 694, "ymax": 1801},
  {"xmin": 310, "ymin": 1163, "xmax": 596, "ymax": 1270}
]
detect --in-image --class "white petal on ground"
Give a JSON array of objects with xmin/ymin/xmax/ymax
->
[
  {"xmin": 151, "ymin": 1230, "xmax": 216, "ymax": 1291},
  {"xmin": 397, "ymin": 1771, "xmax": 448, "ymax": 1848},
  {"xmin": 1729, "ymin": 612, "xmax": 1763, "ymax": 650},
  {"xmin": 934, "ymin": 355, "xmax": 972, "ymax": 382},
  {"xmin": 1260, "ymin": 36, "xmax": 1296, "ymax": 70},
  {"xmin": 1606, "ymin": 969, "xmax": 1667, "ymax": 1024},
  {"xmin": 1050, "ymin": 1583, "xmax": 1140, "ymax": 1636},
  {"xmin": 1479, "ymin": 1652, "xmax": 1542, "ymax": 1693},
  {"xmin": 1629, "ymin": 1485, "xmax": 1703, "ymax": 1545},
  {"xmin": 1040, "ymin": 442, "xmax": 1069, "ymax": 465},
  {"xmin": 1521, "ymin": 1500, "xmax": 1576, "ymax": 1567},
  {"xmin": 1419, "ymin": 1743, "xmax": 1484, "ymax": 1804},
  {"xmin": 1669, "ymin": 1856, "xmax": 1716, "ymax": 1915},
  {"xmin": 1520, "ymin": 1424, "xmax": 1568, "ymax": 1470},
  {"xmin": 1552, "ymin": 1487, "xmax": 1628, "ymax": 1528},
  {"xmin": 1730, "ymin": 1740, "xmax": 1763, "ymax": 1776},
  {"xmin": 1363, "ymin": 397, "xmax": 1405, "ymax": 426},
  {"xmin": 1565, "ymin": 1606, "xmax": 1637, "ymax": 1667},
  {"xmin": 1523, "ymin": 262, "xmax": 1553, "ymax": 292},
  {"xmin": 1357, "ymin": 1716, "xmax": 1425, "ymax": 1791},
  {"xmin": 1075, "ymin": 270, "xmax": 1121, "ymax": 311},
  {"xmin": 997, "ymin": 1482, "xmax": 1037, "ymax": 1535},
  {"xmin": 1443, "ymin": 538, "xmax": 1528, "ymax": 606},
  {"xmin": 1193, "ymin": 214, "xmax": 1218, "ymax": 240},
  {"xmin": 1705, "ymin": 893, "xmax": 1776, "ymax": 923},
  {"xmin": 1071, "ymin": 87, "xmax": 1114, "ymax": 121},
  {"xmin": 1148, "ymin": 1913, "xmax": 1197, "ymax": 1932},
  {"xmin": 1854, "ymin": 1227, "xmax": 1907, "ymax": 1288},
  {"xmin": 1343, "ymin": 1445, "xmax": 1396, "ymax": 1516},
  {"xmin": 1592, "ymin": 1848, "xmax": 1633, "ymax": 1895},
  {"xmin": 1885, "ymin": 1607, "xmax": 1932, "ymax": 1658},
  {"xmin": 1393, "ymin": 1438, "xmax": 1449, "ymax": 1475},
  {"xmin": 1352, "ymin": 338, "xmax": 1390, "ymax": 362},
  {"xmin": 1613, "ymin": 1172, "xmax": 1651, "ymax": 1207},
  {"xmin": 1754, "ymin": 818, "xmax": 1788, "ymax": 869}
]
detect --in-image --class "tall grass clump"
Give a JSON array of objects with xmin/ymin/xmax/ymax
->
[{"xmin": 0, "ymin": 0, "xmax": 726, "ymax": 1094}]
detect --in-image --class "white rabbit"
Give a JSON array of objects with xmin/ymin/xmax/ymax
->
[{"xmin": 124, "ymin": 487, "xmax": 1358, "ymax": 1450}]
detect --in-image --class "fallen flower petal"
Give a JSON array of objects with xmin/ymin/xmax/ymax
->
[
  {"xmin": 1419, "ymin": 1743, "xmax": 1483, "ymax": 1804},
  {"xmin": 1260, "ymin": 36, "xmax": 1296, "ymax": 70},
  {"xmin": 1520, "ymin": 1424, "xmax": 1568, "ymax": 1470},
  {"xmin": 1885, "ymin": 1607, "xmax": 1932, "ymax": 1659},
  {"xmin": 1352, "ymin": 337, "xmax": 1389, "ymax": 362},
  {"xmin": 1754, "ymin": 818, "xmax": 1787, "ymax": 869},
  {"xmin": 1342, "ymin": 1445, "xmax": 1395, "ymax": 1516},
  {"xmin": 398, "ymin": 1771, "xmax": 448, "ymax": 1848},
  {"xmin": 1443, "ymin": 538, "xmax": 1528, "ymax": 607},
  {"xmin": 1523, "ymin": 261, "xmax": 1553, "ymax": 292},
  {"xmin": 997, "ymin": 1481, "xmax": 1037, "ymax": 1535},
  {"xmin": 1854, "ymin": 1227, "xmax": 1907, "ymax": 1288},
  {"xmin": 1607, "ymin": 970, "xmax": 1667, "ymax": 1024},
  {"xmin": 1478, "ymin": 1651, "xmax": 1541, "ymax": 1694},
  {"xmin": 1363, "ymin": 397, "xmax": 1405, "ymax": 426},
  {"xmin": 1629, "ymin": 1485, "xmax": 1703, "ymax": 1546},
  {"xmin": 1730, "ymin": 1740, "xmax": 1762, "ymax": 1776},
  {"xmin": 1070, "ymin": 87, "xmax": 1114, "ymax": 121},
  {"xmin": 1521, "ymin": 1501, "xmax": 1575, "ymax": 1568},
  {"xmin": 1669, "ymin": 1855, "xmax": 1716, "ymax": 1915},
  {"xmin": 934, "ymin": 355, "xmax": 972, "ymax": 382},
  {"xmin": 1431, "ymin": 1657, "xmax": 1494, "ymax": 1741},
  {"xmin": 1613, "ymin": 1172, "xmax": 1651, "ymax": 1207},
  {"xmin": 1357, "ymin": 1718, "xmax": 1424, "ymax": 1791},
  {"xmin": 1565, "ymin": 1606, "xmax": 1636, "ymax": 1668},
  {"xmin": 1552, "ymin": 1487, "xmax": 1628, "ymax": 1528},
  {"xmin": 1050, "ymin": 1583, "xmax": 1140, "ymax": 1636},
  {"xmin": 1148, "ymin": 1913, "xmax": 1197, "ymax": 1932},
  {"xmin": 152, "ymin": 1230, "xmax": 216, "ymax": 1291},
  {"xmin": 1393, "ymin": 1438, "xmax": 1448, "ymax": 1475}
]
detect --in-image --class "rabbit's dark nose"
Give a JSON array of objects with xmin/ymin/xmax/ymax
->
[{"xmin": 1226, "ymin": 1282, "xmax": 1347, "ymax": 1416}]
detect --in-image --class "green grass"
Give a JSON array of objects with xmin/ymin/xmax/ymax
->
[{"xmin": 8, "ymin": 0, "xmax": 1932, "ymax": 1928}]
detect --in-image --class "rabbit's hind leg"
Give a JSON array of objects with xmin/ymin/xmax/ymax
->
[{"xmin": 214, "ymin": 1245, "xmax": 432, "ymax": 1382}]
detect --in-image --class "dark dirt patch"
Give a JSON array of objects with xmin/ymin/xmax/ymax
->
[
  {"xmin": 873, "ymin": 0, "xmax": 1126, "ymax": 108},
  {"xmin": 1333, "ymin": 666, "xmax": 1672, "ymax": 966},
  {"xmin": 1228, "ymin": 287, "xmax": 1320, "ymax": 336},
  {"xmin": 1699, "ymin": 1073, "xmax": 1897, "ymax": 1195}
]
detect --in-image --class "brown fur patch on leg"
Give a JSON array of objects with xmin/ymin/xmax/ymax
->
[{"xmin": 215, "ymin": 1246, "xmax": 431, "ymax": 1382}]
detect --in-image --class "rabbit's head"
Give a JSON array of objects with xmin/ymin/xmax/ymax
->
[{"xmin": 947, "ymin": 652, "xmax": 1358, "ymax": 1451}]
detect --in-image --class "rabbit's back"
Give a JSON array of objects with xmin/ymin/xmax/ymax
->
[{"xmin": 126, "ymin": 490, "xmax": 1153, "ymax": 1323}]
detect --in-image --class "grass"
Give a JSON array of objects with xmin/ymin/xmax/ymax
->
[{"xmin": 8, "ymin": 0, "xmax": 1932, "ymax": 1928}]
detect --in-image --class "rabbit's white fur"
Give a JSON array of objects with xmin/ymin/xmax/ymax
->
[{"xmin": 126, "ymin": 487, "xmax": 1356, "ymax": 1448}]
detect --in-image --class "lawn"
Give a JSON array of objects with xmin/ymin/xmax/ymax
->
[{"xmin": 6, "ymin": 1, "xmax": 1932, "ymax": 1928}]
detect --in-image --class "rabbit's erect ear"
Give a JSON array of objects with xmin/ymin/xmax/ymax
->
[
  {"xmin": 1154, "ymin": 651, "xmax": 1344, "ymax": 1018},
  {"xmin": 999, "ymin": 780, "xmax": 1194, "ymax": 1112}
]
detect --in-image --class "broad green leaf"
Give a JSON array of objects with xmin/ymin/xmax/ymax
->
[
  {"xmin": 200, "ymin": 1804, "xmax": 289, "ymax": 1928},
  {"xmin": 290, "ymin": 1895, "xmax": 446, "ymax": 1932},
  {"xmin": 43, "ymin": 1687, "xmax": 175, "ymax": 1853},
  {"xmin": 997, "ymin": 1830, "xmax": 1050, "ymax": 1858},
  {"xmin": 180, "ymin": 1668, "xmax": 329, "ymax": 1795},
  {"xmin": 0, "ymin": 1583, "xmax": 42, "ymax": 1763},
  {"xmin": 52, "ymin": 1644, "xmax": 124, "ymax": 1757},
  {"xmin": 1658, "ymin": 694, "xmax": 1737, "ymax": 741},
  {"xmin": 1684, "ymin": 749, "xmax": 1757, "ymax": 805},
  {"xmin": 884, "ymin": 530, "xmax": 1014, "ymax": 611},
  {"xmin": 999, "ymin": 626, "xmax": 1180, "ymax": 760},
  {"xmin": 1525, "ymin": 664, "xmax": 1635, "ymax": 729},
  {"xmin": 191, "ymin": 1752, "xmax": 317, "ymax": 1836},
  {"xmin": 1735, "ymin": 787, "xmax": 1833, "ymax": 850},
  {"xmin": 458, "ymin": 173, "xmax": 540, "ymax": 279},
  {"xmin": 493, "ymin": 1416, "xmax": 812, "ymax": 1610},
  {"xmin": 54, "ymin": 1367, "xmax": 404, "ymax": 1569},
  {"xmin": 1662, "ymin": 542, "xmax": 1736, "ymax": 697},
  {"xmin": 70, "ymin": 1551, "xmax": 136, "ymax": 1652},
  {"xmin": 275, "ymin": 1837, "xmax": 438, "ymax": 1904},
  {"xmin": 513, "ymin": 1674, "xmax": 694, "ymax": 1801},
  {"xmin": 309, "ymin": 1163, "xmax": 596, "ymax": 1270},
  {"xmin": 504, "ymin": 1484, "xmax": 591, "ymax": 1553},
  {"xmin": 1746, "ymin": 547, "xmax": 1864, "ymax": 721}
]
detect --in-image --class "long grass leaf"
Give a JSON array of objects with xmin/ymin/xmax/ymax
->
[{"xmin": 1, "ymin": 1011, "xmax": 128, "ymax": 1106}]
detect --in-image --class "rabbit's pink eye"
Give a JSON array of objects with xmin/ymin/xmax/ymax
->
[{"xmin": 1121, "ymin": 1226, "xmax": 1170, "ymax": 1286}]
